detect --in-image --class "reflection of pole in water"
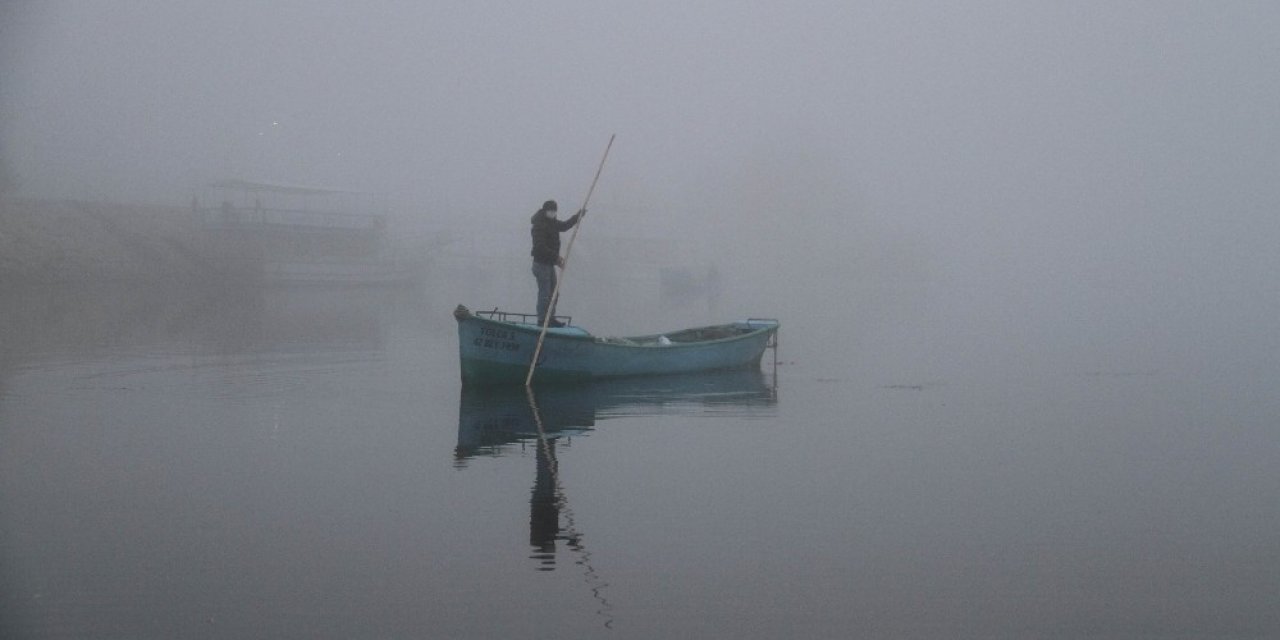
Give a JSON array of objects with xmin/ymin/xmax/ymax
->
[{"xmin": 525, "ymin": 387, "xmax": 615, "ymax": 629}]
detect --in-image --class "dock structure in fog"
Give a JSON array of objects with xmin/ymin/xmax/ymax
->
[{"xmin": 194, "ymin": 179, "xmax": 422, "ymax": 285}]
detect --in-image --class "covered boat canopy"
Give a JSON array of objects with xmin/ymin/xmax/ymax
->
[
  {"xmin": 194, "ymin": 178, "xmax": 389, "ymax": 233},
  {"xmin": 207, "ymin": 179, "xmax": 375, "ymax": 196}
]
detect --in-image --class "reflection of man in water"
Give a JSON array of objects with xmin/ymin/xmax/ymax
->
[
  {"xmin": 529, "ymin": 436, "xmax": 585, "ymax": 570},
  {"xmin": 529, "ymin": 438, "xmax": 562, "ymax": 569},
  {"xmin": 527, "ymin": 433, "xmax": 613, "ymax": 624}
]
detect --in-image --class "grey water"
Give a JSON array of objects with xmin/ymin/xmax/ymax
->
[{"xmin": 1, "ymin": 279, "xmax": 1277, "ymax": 639}]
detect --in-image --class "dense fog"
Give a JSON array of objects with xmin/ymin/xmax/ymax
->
[
  {"xmin": 3, "ymin": 2, "xmax": 1278, "ymax": 372},
  {"xmin": 3, "ymin": 6, "xmax": 1280, "ymax": 637}
]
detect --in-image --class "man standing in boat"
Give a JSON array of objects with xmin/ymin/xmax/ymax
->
[{"xmin": 530, "ymin": 199, "xmax": 584, "ymax": 327}]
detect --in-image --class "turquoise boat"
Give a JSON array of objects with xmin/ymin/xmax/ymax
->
[{"xmin": 453, "ymin": 305, "xmax": 779, "ymax": 385}]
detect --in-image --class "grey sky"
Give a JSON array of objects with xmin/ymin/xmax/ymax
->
[{"xmin": 3, "ymin": 2, "xmax": 1279, "ymax": 324}]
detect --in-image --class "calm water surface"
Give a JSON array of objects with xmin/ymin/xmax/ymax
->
[{"xmin": 1, "ymin": 282, "xmax": 1276, "ymax": 639}]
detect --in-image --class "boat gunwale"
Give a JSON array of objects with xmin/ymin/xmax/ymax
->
[{"xmin": 458, "ymin": 312, "xmax": 778, "ymax": 349}]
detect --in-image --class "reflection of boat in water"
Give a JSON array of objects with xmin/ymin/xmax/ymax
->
[
  {"xmin": 452, "ymin": 370, "xmax": 777, "ymax": 626},
  {"xmin": 454, "ymin": 368, "xmax": 777, "ymax": 460}
]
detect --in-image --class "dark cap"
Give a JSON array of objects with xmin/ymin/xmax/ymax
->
[{"xmin": 542, "ymin": 200, "xmax": 558, "ymax": 212}]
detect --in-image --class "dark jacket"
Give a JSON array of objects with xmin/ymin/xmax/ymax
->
[{"xmin": 530, "ymin": 210, "xmax": 580, "ymax": 265}]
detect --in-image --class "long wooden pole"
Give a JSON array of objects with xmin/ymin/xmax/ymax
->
[{"xmin": 525, "ymin": 134, "xmax": 615, "ymax": 387}]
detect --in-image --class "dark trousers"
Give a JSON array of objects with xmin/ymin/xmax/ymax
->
[{"xmin": 532, "ymin": 261, "xmax": 556, "ymax": 324}]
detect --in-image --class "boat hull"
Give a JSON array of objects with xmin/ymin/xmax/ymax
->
[{"xmin": 454, "ymin": 307, "xmax": 778, "ymax": 385}]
